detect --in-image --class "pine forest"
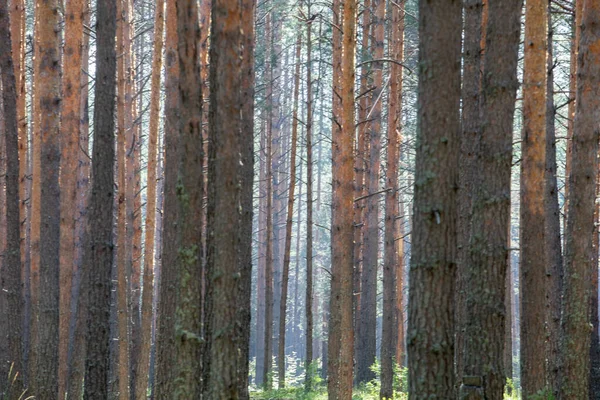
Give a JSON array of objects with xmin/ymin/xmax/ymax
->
[{"xmin": 0, "ymin": 0, "xmax": 598, "ymax": 399}]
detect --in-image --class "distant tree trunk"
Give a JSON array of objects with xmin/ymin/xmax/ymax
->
[
  {"xmin": 520, "ymin": 0, "xmax": 548, "ymax": 396},
  {"xmin": 357, "ymin": 0, "xmax": 383, "ymax": 385},
  {"xmin": 116, "ymin": 0, "xmax": 132, "ymax": 394},
  {"xmin": 459, "ymin": 0, "xmax": 522, "ymax": 397},
  {"xmin": 380, "ymin": 1, "xmax": 404, "ymax": 397},
  {"xmin": 32, "ymin": 0, "xmax": 62, "ymax": 396},
  {"xmin": 560, "ymin": 1, "xmax": 600, "ymax": 397},
  {"xmin": 327, "ymin": 0, "xmax": 343, "ymax": 390},
  {"xmin": 305, "ymin": 7, "xmax": 315, "ymax": 389},
  {"xmin": 545, "ymin": 3, "xmax": 564, "ymax": 396},
  {"xmin": 456, "ymin": 0, "xmax": 483, "ymax": 391},
  {"xmin": 263, "ymin": 10, "xmax": 275, "ymax": 391},
  {"xmin": 154, "ymin": 0, "xmax": 179, "ymax": 395},
  {"xmin": 564, "ymin": 0, "xmax": 582, "ymax": 244},
  {"xmin": 407, "ymin": 0, "xmax": 461, "ymax": 397},
  {"xmin": 59, "ymin": 0, "xmax": 85, "ymax": 395},
  {"xmin": 171, "ymin": 0, "xmax": 204, "ymax": 396},
  {"xmin": 328, "ymin": 0, "xmax": 356, "ymax": 397},
  {"xmin": 83, "ymin": 0, "xmax": 117, "ymax": 396},
  {"xmin": 136, "ymin": 1, "xmax": 164, "ymax": 398},
  {"xmin": 353, "ymin": 0, "xmax": 369, "ymax": 363},
  {"xmin": 278, "ymin": 32, "xmax": 301, "ymax": 390},
  {"xmin": 255, "ymin": 118, "xmax": 267, "ymax": 387},
  {"xmin": 0, "ymin": 1, "xmax": 23, "ymax": 394}
]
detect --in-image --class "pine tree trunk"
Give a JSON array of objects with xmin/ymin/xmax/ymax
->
[
  {"xmin": 31, "ymin": 0, "xmax": 62, "ymax": 396},
  {"xmin": 154, "ymin": 0, "xmax": 179, "ymax": 395},
  {"xmin": 278, "ymin": 32, "xmax": 301, "ymax": 390},
  {"xmin": 204, "ymin": 0, "xmax": 254, "ymax": 394},
  {"xmin": 171, "ymin": 0, "xmax": 204, "ymax": 396},
  {"xmin": 560, "ymin": 1, "xmax": 600, "ymax": 397},
  {"xmin": 58, "ymin": 0, "xmax": 85, "ymax": 395},
  {"xmin": 456, "ymin": 0, "xmax": 483, "ymax": 391},
  {"xmin": 305, "ymin": 7, "xmax": 315, "ymax": 388},
  {"xmin": 357, "ymin": 0, "xmax": 383, "ymax": 383},
  {"xmin": 328, "ymin": 0, "xmax": 356, "ymax": 397},
  {"xmin": 327, "ymin": 0, "xmax": 343, "ymax": 391},
  {"xmin": 136, "ymin": 1, "xmax": 164, "ymax": 398},
  {"xmin": 545, "ymin": 3, "xmax": 564, "ymax": 396},
  {"xmin": 459, "ymin": 0, "xmax": 522, "ymax": 397},
  {"xmin": 83, "ymin": 0, "xmax": 117, "ymax": 395},
  {"xmin": 520, "ymin": 0, "xmax": 549, "ymax": 395},
  {"xmin": 380, "ymin": 1, "xmax": 404, "ymax": 397},
  {"xmin": 0, "ymin": 2, "xmax": 23, "ymax": 394},
  {"xmin": 408, "ymin": 0, "xmax": 461, "ymax": 397}
]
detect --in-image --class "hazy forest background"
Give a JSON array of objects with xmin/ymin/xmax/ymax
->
[{"xmin": 0, "ymin": 0, "xmax": 598, "ymax": 398}]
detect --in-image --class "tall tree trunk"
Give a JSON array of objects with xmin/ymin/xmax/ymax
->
[
  {"xmin": 327, "ymin": 0, "xmax": 343, "ymax": 390},
  {"xmin": 31, "ymin": 0, "xmax": 62, "ymax": 396},
  {"xmin": 459, "ymin": 0, "xmax": 522, "ymax": 397},
  {"xmin": 68, "ymin": 4, "xmax": 91, "ymax": 395},
  {"xmin": 278, "ymin": 32, "xmax": 301, "ymax": 390},
  {"xmin": 116, "ymin": 0, "xmax": 132, "ymax": 394},
  {"xmin": 407, "ymin": 0, "xmax": 461, "ymax": 397},
  {"xmin": 305, "ymin": 5, "xmax": 315, "ymax": 389},
  {"xmin": 560, "ymin": 1, "xmax": 600, "ymax": 397},
  {"xmin": 520, "ymin": 0, "xmax": 549, "ymax": 396},
  {"xmin": 59, "ymin": 0, "xmax": 85, "ymax": 395},
  {"xmin": 83, "ymin": 0, "xmax": 118, "ymax": 395},
  {"xmin": 263, "ymin": 10, "xmax": 275, "ymax": 391},
  {"xmin": 380, "ymin": 1, "xmax": 404, "ymax": 397},
  {"xmin": 564, "ymin": 0, "xmax": 583, "ymax": 244},
  {"xmin": 172, "ymin": 0, "xmax": 204, "ymax": 396},
  {"xmin": 357, "ymin": 0, "xmax": 383, "ymax": 384},
  {"xmin": 136, "ymin": 1, "xmax": 164, "ymax": 398},
  {"xmin": 456, "ymin": 0, "xmax": 483, "ymax": 391},
  {"xmin": 328, "ymin": 0, "xmax": 356, "ymax": 397},
  {"xmin": 154, "ymin": 0, "xmax": 179, "ymax": 395},
  {"xmin": 0, "ymin": 1, "xmax": 23, "ymax": 394},
  {"xmin": 204, "ymin": 0, "xmax": 255, "ymax": 395},
  {"xmin": 545, "ymin": 2, "xmax": 564, "ymax": 396}
]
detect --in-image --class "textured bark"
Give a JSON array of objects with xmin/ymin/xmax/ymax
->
[
  {"xmin": 278, "ymin": 32, "xmax": 301, "ymax": 390},
  {"xmin": 83, "ymin": 0, "xmax": 117, "ymax": 396},
  {"xmin": 171, "ymin": 0, "xmax": 204, "ymax": 396},
  {"xmin": 154, "ymin": 0, "xmax": 179, "ymax": 395},
  {"xmin": 67, "ymin": 4, "xmax": 91, "ymax": 395},
  {"xmin": 357, "ymin": 0, "xmax": 384, "ymax": 385},
  {"xmin": 10, "ymin": 0, "xmax": 28, "ymax": 333},
  {"xmin": 380, "ymin": 1, "xmax": 404, "ymax": 397},
  {"xmin": 407, "ymin": 0, "xmax": 461, "ymax": 397},
  {"xmin": 459, "ymin": 0, "xmax": 522, "ymax": 397},
  {"xmin": 327, "ymin": 0, "xmax": 343, "ymax": 390},
  {"xmin": 0, "ymin": 1, "xmax": 23, "ymax": 394},
  {"xmin": 136, "ymin": 1, "xmax": 164, "ymax": 398},
  {"xmin": 31, "ymin": 0, "xmax": 62, "ymax": 396},
  {"xmin": 328, "ymin": 0, "xmax": 356, "ymax": 397},
  {"xmin": 520, "ymin": 0, "xmax": 548, "ymax": 396},
  {"xmin": 58, "ymin": 0, "xmax": 85, "ymax": 395},
  {"xmin": 204, "ymin": 0, "xmax": 254, "ymax": 395},
  {"xmin": 545, "ymin": 3, "xmax": 563, "ymax": 396},
  {"xmin": 456, "ymin": 0, "xmax": 483, "ymax": 391},
  {"xmin": 559, "ymin": 1, "xmax": 600, "ymax": 397}
]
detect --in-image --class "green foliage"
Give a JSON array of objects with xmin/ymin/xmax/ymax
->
[
  {"xmin": 503, "ymin": 378, "xmax": 521, "ymax": 400},
  {"xmin": 1, "ymin": 363, "xmax": 33, "ymax": 400},
  {"xmin": 351, "ymin": 361, "xmax": 408, "ymax": 400}
]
